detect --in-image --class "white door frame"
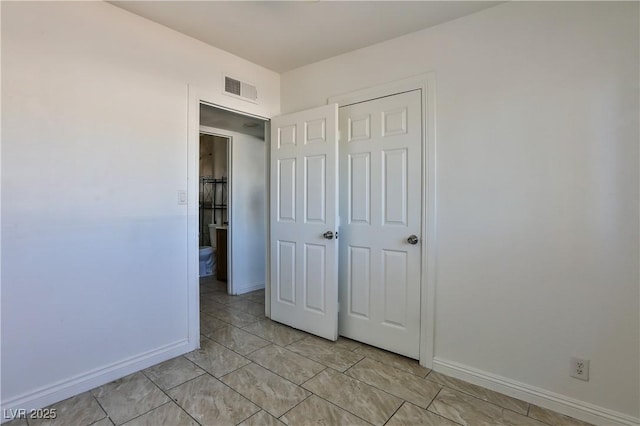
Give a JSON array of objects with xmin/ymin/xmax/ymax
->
[
  {"xmin": 187, "ymin": 86, "xmax": 270, "ymax": 351},
  {"xmin": 328, "ymin": 72, "xmax": 437, "ymax": 368}
]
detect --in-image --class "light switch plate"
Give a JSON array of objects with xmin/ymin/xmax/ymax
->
[{"xmin": 178, "ymin": 190, "xmax": 187, "ymax": 205}]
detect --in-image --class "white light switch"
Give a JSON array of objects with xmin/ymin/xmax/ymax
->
[{"xmin": 178, "ymin": 190, "xmax": 187, "ymax": 205}]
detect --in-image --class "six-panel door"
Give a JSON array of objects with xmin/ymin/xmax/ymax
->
[
  {"xmin": 338, "ymin": 90, "xmax": 422, "ymax": 358},
  {"xmin": 269, "ymin": 104, "xmax": 339, "ymax": 341}
]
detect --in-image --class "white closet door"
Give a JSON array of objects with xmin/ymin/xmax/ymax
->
[
  {"xmin": 269, "ymin": 104, "xmax": 339, "ymax": 340},
  {"xmin": 338, "ymin": 90, "xmax": 422, "ymax": 358}
]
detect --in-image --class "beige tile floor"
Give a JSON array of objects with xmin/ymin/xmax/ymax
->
[{"xmin": 9, "ymin": 277, "xmax": 594, "ymax": 426}]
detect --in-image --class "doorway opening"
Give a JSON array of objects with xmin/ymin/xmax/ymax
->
[
  {"xmin": 198, "ymin": 133, "xmax": 229, "ymax": 290},
  {"xmin": 196, "ymin": 102, "xmax": 269, "ymax": 336}
]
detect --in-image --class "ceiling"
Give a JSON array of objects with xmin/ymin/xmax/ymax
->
[{"xmin": 110, "ymin": 1, "xmax": 501, "ymax": 73}]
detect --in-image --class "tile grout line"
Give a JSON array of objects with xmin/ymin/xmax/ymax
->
[
  {"xmin": 382, "ymin": 400, "xmax": 406, "ymax": 426},
  {"xmin": 182, "ymin": 334, "xmax": 253, "ymax": 383},
  {"xmin": 205, "ymin": 310, "xmax": 261, "ymax": 328},
  {"xmin": 232, "ymin": 408, "xmax": 264, "ymax": 426},
  {"xmin": 399, "ymin": 398, "xmax": 465, "ymax": 426},
  {"xmin": 342, "ymin": 355, "xmax": 366, "ymax": 375},
  {"xmin": 424, "ymin": 386, "xmax": 444, "ymax": 416},
  {"xmin": 200, "ymin": 328, "xmax": 267, "ymax": 360},
  {"xmin": 117, "ymin": 401, "xmax": 172, "ymax": 426},
  {"xmin": 95, "ymin": 373, "xmax": 171, "ymax": 426},
  {"xmin": 301, "ymin": 366, "xmax": 404, "ymax": 425},
  {"xmin": 245, "ymin": 350, "xmax": 329, "ymax": 387},
  {"xmin": 424, "ymin": 374, "xmax": 531, "ymax": 416},
  {"xmin": 87, "ymin": 389, "xmax": 112, "ymax": 426},
  {"xmin": 139, "ymin": 371, "xmax": 203, "ymax": 426},
  {"xmin": 525, "ymin": 408, "xmax": 556, "ymax": 426},
  {"xmin": 214, "ymin": 363, "xmax": 285, "ymax": 421},
  {"xmin": 352, "ymin": 347, "xmax": 432, "ymax": 379},
  {"xmin": 275, "ymin": 393, "xmax": 314, "ymax": 422},
  {"xmin": 420, "ymin": 388, "xmax": 466, "ymax": 426},
  {"xmin": 432, "ymin": 410, "xmax": 465, "ymax": 426},
  {"xmin": 428, "ymin": 385, "xmax": 553, "ymax": 426},
  {"xmin": 219, "ymin": 359, "xmax": 320, "ymax": 403},
  {"xmin": 238, "ymin": 321, "xmax": 310, "ymax": 348},
  {"xmin": 343, "ymin": 356, "xmax": 440, "ymax": 409},
  {"xmin": 298, "ymin": 382, "xmax": 378, "ymax": 426},
  {"xmin": 282, "ymin": 337, "xmax": 366, "ymax": 370},
  {"xmin": 298, "ymin": 366, "xmax": 329, "ymax": 388},
  {"xmin": 206, "ymin": 324, "xmax": 271, "ymax": 356},
  {"xmin": 355, "ymin": 349, "xmax": 432, "ymax": 379},
  {"xmin": 247, "ymin": 342, "xmax": 327, "ymax": 369},
  {"xmin": 156, "ymin": 368, "xmax": 207, "ymax": 393},
  {"xmin": 88, "ymin": 416, "xmax": 113, "ymax": 426},
  {"xmin": 170, "ymin": 369, "xmax": 257, "ymax": 425},
  {"xmin": 433, "ymin": 383, "xmax": 534, "ymax": 418},
  {"xmin": 448, "ymin": 385, "xmax": 533, "ymax": 418}
]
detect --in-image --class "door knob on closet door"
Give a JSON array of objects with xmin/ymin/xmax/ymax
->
[
  {"xmin": 323, "ymin": 231, "xmax": 334, "ymax": 240},
  {"xmin": 407, "ymin": 235, "xmax": 419, "ymax": 245}
]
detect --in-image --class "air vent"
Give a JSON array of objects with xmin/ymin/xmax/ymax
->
[
  {"xmin": 223, "ymin": 75, "xmax": 258, "ymax": 103},
  {"xmin": 225, "ymin": 76, "xmax": 241, "ymax": 96}
]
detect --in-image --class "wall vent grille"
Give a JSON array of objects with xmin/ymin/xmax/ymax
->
[{"xmin": 224, "ymin": 75, "xmax": 258, "ymax": 103}]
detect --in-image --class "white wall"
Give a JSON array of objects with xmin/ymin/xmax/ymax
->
[
  {"xmin": 282, "ymin": 2, "xmax": 639, "ymax": 423},
  {"xmin": 1, "ymin": 1, "xmax": 278, "ymax": 412},
  {"xmin": 229, "ymin": 130, "xmax": 267, "ymax": 295}
]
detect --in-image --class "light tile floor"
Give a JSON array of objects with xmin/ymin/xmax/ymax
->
[{"xmin": 9, "ymin": 277, "xmax": 594, "ymax": 426}]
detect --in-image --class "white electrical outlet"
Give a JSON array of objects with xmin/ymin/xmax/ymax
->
[{"xmin": 570, "ymin": 357, "xmax": 590, "ymax": 381}]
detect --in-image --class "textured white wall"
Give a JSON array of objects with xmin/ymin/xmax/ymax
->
[
  {"xmin": 282, "ymin": 2, "xmax": 639, "ymax": 420},
  {"xmin": 229, "ymin": 131, "xmax": 267, "ymax": 295},
  {"xmin": 1, "ymin": 1, "xmax": 278, "ymax": 411}
]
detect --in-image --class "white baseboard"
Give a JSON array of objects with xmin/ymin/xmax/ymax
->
[
  {"xmin": 233, "ymin": 282, "xmax": 265, "ymax": 296},
  {"xmin": 1, "ymin": 339, "xmax": 193, "ymax": 422},
  {"xmin": 432, "ymin": 358, "xmax": 639, "ymax": 426}
]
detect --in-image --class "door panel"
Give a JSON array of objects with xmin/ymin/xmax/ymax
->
[
  {"xmin": 382, "ymin": 249, "xmax": 408, "ymax": 327},
  {"xmin": 338, "ymin": 90, "xmax": 422, "ymax": 358},
  {"xmin": 304, "ymin": 243, "xmax": 326, "ymax": 313},
  {"xmin": 276, "ymin": 240, "xmax": 296, "ymax": 304},
  {"xmin": 348, "ymin": 153, "xmax": 371, "ymax": 224},
  {"xmin": 348, "ymin": 246, "xmax": 371, "ymax": 318},
  {"xmin": 305, "ymin": 155, "xmax": 326, "ymax": 223},
  {"xmin": 278, "ymin": 158, "xmax": 296, "ymax": 222},
  {"xmin": 382, "ymin": 148, "xmax": 408, "ymax": 225},
  {"xmin": 270, "ymin": 104, "xmax": 339, "ymax": 341}
]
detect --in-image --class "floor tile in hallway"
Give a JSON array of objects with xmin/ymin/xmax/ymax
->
[{"xmin": 12, "ymin": 277, "xmax": 594, "ymax": 426}]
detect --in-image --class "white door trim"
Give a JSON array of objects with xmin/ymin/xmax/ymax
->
[
  {"xmin": 328, "ymin": 72, "xmax": 437, "ymax": 368},
  {"xmin": 187, "ymin": 85, "xmax": 270, "ymax": 351}
]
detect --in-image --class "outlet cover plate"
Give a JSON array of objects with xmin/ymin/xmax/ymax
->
[{"xmin": 570, "ymin": 357, "xmax": 590, "ymax": 381}]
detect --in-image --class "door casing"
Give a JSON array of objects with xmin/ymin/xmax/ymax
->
[{"xmin": 187, "ymin": 86, "xmax": 270, "ymax": 351}]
